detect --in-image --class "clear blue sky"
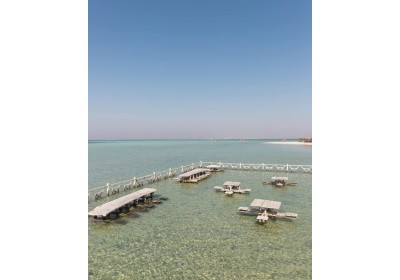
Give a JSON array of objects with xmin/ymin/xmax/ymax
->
[{"xmin": 89, "ymin": 0, "xmax": 311, "ymax": 140}]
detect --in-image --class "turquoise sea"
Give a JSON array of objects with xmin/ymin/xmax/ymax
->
[{"xmin": 88, "ymin": 139, "xmax": 312, "ymax": 279}]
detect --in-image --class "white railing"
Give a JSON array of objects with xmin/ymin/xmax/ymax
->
[
  {"xmin": 88, "ymin": 161, "xmax": 311, "ymax": 201},
  {"xmin": 88, "ymin": 162, "xmax": 201, "ymax": 201},
  {"xmin": 199, "ymin": 161, "xmax": 312, "ymax": 173}
]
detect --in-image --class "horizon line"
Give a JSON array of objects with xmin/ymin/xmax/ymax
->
[{"xmin": 88, "ymin": 137, "xmax": 307, "ymax": 141}]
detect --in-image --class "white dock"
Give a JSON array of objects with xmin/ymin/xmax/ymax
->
[
  {"xmin": 174, "ymin": 168, "xmax": 211, "ymax": 183},
  {"xmin": 214, "ymin": 181, "xmax": 251, "ymax": 196},
  {"xmin": 88, "ymin": 188, "xmax": 156, "ymax": 218},
  {"xmin": 239, "ymin": 198, "xmax": 298, "ymax": 223}
]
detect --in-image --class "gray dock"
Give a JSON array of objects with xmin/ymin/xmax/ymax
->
[
  {"xmin": 174, "ymin": 168, "xmax": 211, "ymax": 183},
  {"xmin": 88, "ymin": 188, "xmax": 156, "ymax": 218},
  {"xmin": 214, "ymin": 181, "xmax": 251, "ymax": 195},
  {"xmin": 239, "ymin": 198, "xmax": 298, "ymax": 222},
  {"xmin": 250, "ymin": 198, "xmax": 282, "ymax": 210}
]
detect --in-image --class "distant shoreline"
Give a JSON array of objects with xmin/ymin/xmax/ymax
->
[{"xmin": 265, "ymin": 141, "xmax": 312, "ymax": 146}]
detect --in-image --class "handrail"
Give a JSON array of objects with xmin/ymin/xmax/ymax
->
[{"xmin": 88, "ymin": 161, "xmax": 311, "ymax": 201}]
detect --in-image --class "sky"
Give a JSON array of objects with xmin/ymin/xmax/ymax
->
[{"xmin": 89, "ymin": 0, "xmax": 312, "ymax": 140}]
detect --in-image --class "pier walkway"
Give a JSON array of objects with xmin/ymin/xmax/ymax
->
[
  {"xmin": 88, "ymin": 188, "xmax": 156, "ymax": 218},
  {"xmin": 88, "ymin": 161, "xmax": 311, "ymax": 202},
  {"xmin": 174, "ymin": 168, "xmax": 211, "ymax": 183}
]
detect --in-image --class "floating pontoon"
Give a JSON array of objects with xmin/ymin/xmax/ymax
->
[
  {"xmin": 214, "ymin": 181, "xmax": 251, "ymax": 196},
  {"xmin": 174, "ymin": 168, "xmax": 211, "ymax": 183},
  {"xmin": 238, "ymin": 198, "xmax": 298, "ymax": 223}
]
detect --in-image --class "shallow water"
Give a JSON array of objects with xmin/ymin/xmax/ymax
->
[{"xmin": 89, "ymin": 140, "xmax": 312, "ymax": 279}]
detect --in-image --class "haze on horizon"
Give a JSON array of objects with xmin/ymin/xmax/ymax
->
[{"xmin": 89, "ymin": 0, "xmax": 311, "ymax": 140}]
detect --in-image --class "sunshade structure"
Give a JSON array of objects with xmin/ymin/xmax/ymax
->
[
  {"xmin": 271, "ymin": 177, "xmax": 288, "ymax": 181},
  {"xmin": 177, "ymin": 168, "xmax": 210, "ymax": 179},
  {"xmin": 223, "ymin": 181, "xmax": 241, "ymax": 188},
  {"xmin": 250, "ymin": 198, "xmax": 281, "ymax": 210}
]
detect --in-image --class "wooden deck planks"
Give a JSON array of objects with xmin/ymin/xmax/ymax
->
[
  {"xmin": 88, "ymin": 188, "xmax": 156, "ymax": 217},
  {"xmin": 262, "ymin": 200, "xmax": 281, "ymax": 210},
  {"xmin": 250, "ymin": 199, "xmax": 281, "ymax": 210},
  {"xmin": 250, "ymin": 199, "xmax": 265, "ymax": 208},
  {"xmin": 177, "ymin": 168, "xmax": 210, "ymax": 178}
]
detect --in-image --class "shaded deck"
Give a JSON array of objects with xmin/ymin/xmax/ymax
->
[
  {"xmin": 250, "ymin": 198, "xmax": 282, "ymax": 210},
  {"xmin": 239, "ymin": 198, "xmax": 298, "ymax": 222},
  {"xmin": 88, "ymin": 188, "xmax": 156, "ymax": 218},
  {"xmin": 215, "ymin": 181, "xmax": 251, "ymax": 195},
  {"xmin": 174, "ymin": 168, "xmax": 211, "ymax": 183}
]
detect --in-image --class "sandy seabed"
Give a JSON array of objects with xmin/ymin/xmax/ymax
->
[{"xmin": 265, "ymin": 141, "xmax": 312, "ymax": 146}]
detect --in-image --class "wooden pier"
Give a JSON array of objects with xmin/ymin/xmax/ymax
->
[
  {"xmin": 88, "ymin": 188, "xmax": 156, "ymax": 219},
  {"xmin": 88, "ymin": 161, "xmax": 311, "ymax": 202},
  {"xmin": 174, "ymin": 168, "xmax": 211, "ymax": 183}
]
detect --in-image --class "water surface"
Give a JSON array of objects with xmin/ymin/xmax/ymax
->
[{"xmin": 89, "ymin": 140, "xmax": 312, "ymax": 279}]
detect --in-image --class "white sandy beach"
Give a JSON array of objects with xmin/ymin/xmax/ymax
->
[{"xmin": 265, "ymin": 141, "xmax": 312, "ymax": 146}]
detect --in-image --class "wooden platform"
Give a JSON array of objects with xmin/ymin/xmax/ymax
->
[
  {"xmin": 88, "ymin": 188, "xmax": 156, "ymax": 218},
  {"xmin": 215, "ymin": 181, "xmax": 251, "ymax": 195},
  {"xmin": 232, "ymin": 189, "xmax": 251, "ymax": 194},
  {"xmin": 239, "ymin": 198, "xmax": 298, "ymax": 222},
  {"xmin": 175, "ymin": 168, "xmax": 211, "ymax": 183},
  {"xmin": 250, "ymin": 199, "xmax": 281, "ymax": 210}
]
